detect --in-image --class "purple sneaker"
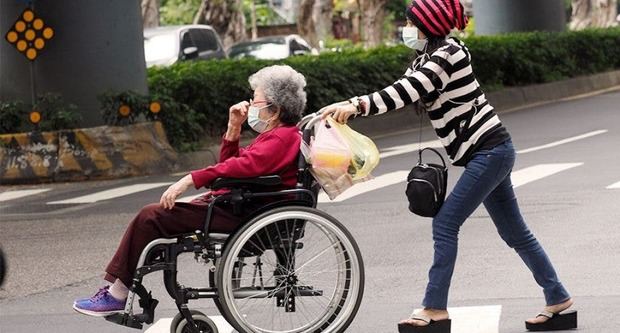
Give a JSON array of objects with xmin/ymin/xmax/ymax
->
[
  {"xmin": 74, "ymin": 285, "xmax": 109, "ymax": 304},
  {"xmin": 73, "ymin": 286, "xmax": 126, "ymax": 317}
]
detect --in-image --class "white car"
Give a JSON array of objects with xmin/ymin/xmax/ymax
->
[
  {"xmin": 144, "ymin": 25, "xmax": 226, "ymax": 67},
  {"xmin": 228, "ymin": 35, "xmax": 317, "ymax": 60}
]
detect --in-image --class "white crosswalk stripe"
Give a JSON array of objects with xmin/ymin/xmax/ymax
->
[
  {"xmin": 411, "ymin": 305, "xmax": 502, "ymax": 333},
  {"xmin": 606, "ymin": 181, "xmax": 620, "ymax": 189},
  {"xmin": 379, "ymin": 139, "xmax": 442, "ymax": 158},
  {"xmin": 516, "ymin": 130, "xmax": 607, "ymax": 154},
  {"xmin": 2, "ymin": 130, "xmax": 608, "ymax": 207},
  {"xmin": 47, "ymin": 182, "xmax": 173, "ymax": 204},
  {"xmin": 148, "ymin": 306, "xmax": 502, "ymax": 333},
  {"xmin": 146, "ymin": 315, "xmax": 234, "ymax": 333},
  {"xmin": 0, "ymin": 188, "xmax": 51, "ymax": 202},
  {"xmin": 318, "ymin": 171, "xmax": 409, "ymax": 203},
  {"xmin": 378, "ymin": 129, "xmax": 607, "ymax": 159},
  {"xmin": 510, "ymin": 163, "xmax": 583, "ymax": 188},
  {"xmin": 318, "ymin": 163, "xmax": 584, "ymax": 203}
]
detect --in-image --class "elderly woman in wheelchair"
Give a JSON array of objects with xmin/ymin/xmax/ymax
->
[{"xmin": 73, "ymin": 65, "xmax": 365, "ymax": 333}]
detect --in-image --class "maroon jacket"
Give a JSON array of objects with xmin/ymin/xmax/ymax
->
[{"xmin": 190, "ymin": 125, "xmax": 301, "ymax": 191}]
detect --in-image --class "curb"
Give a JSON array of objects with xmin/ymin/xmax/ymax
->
[{"xmin": 0, "ymin": 122, "xmax": 177, "ymax": 185}]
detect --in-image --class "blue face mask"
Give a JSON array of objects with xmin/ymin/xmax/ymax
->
[
  {"xmin": 248, "ymin": 104, "xmax": 273, "ymax": 133},
  {"xmin": 402, "ymin": 26, "xmax": 427, "ymax": 51}
]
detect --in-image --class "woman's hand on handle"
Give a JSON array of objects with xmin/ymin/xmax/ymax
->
[
  {"xmin": 160, "ymin": 174, "xmax": 194, "ymax": 210},
  {"xmin": 320, "ymin": 102, "xmax": 358, "ymax": 124}
]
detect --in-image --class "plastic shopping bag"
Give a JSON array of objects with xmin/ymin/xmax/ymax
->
[
  {"xmin": 326, "ymin": 117, "xmax": 380, "ymax": 182},
  {"xmin": 308, "ymin": 118, "xmax": 353, "ymax": 199},
  {"xmin": 308, "ymin": 117, "xmax": 380, "ymax": 200}
]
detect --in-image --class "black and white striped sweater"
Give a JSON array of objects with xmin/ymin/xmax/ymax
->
[{"xmin": 359, "ymin": 37, "xmax": 510, "ymax": 166}]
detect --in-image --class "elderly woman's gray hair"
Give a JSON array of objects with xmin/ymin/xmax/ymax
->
[{"xmin": 249, "ymin": 65, "xmax": 307, "ymax": 125}]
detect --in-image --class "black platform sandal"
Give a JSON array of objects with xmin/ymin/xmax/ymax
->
[
  {"xmin": 398, "ymin": 314, "xmax": 451, "ymax": 333},
  {"xmin": 525, "ymin": 310, "xmax": 578, "ymax": 331}
]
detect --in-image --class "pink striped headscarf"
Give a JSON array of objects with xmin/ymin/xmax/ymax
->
[{"xmin": 408, "ymin": 0, "xmax": 468, "ymax": 37}]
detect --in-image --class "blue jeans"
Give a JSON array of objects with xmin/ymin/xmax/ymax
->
[{"xmin": 422, "ymin": 140, "xmax": 570, "ymax": 309}]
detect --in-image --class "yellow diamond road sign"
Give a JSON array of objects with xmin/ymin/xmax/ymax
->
[{"xmin": 5, "ymin": 8, "xmax": 54, "ymax": 61}]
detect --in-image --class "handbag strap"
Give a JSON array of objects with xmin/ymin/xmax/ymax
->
[
  {"xmin": 416, "ymin": 110, "xmax": 446, "ymax": 169},
  {"xmin": 418, "ymin": 147, "xmax": 447, "ymax": 169}
]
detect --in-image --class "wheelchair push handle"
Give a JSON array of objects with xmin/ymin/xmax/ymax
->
[{"xmin": 298, "ymin": 101, "xmax": 350, "ymax": 131}]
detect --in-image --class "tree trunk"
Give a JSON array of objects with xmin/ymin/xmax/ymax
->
[
  {"xmin": 569, "ymin": 0, "xmax": 618, "ymax": 30},
  {"xmin": 359, "ymin": 0, "xmax": 388, "ymax": 48},
  {"xmin": 297, "ymin": 0, "xmax": 318, "ymax": 47},
  {"xmin": 141, "ymin": 0, "xmax": 160, "ymax": 29},
  {"xmin": 194, "ymin": 0, "xmax": 247, "ymax": 49},
  {"xmin": 313, "ymin": 0, "xmax": 334, "ymax": 46},
  {"xmin": 251, "ymin": 0, "xmax": 258, "ymax": 40}
]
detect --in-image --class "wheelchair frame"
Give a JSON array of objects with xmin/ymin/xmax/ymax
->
[{"xmin": 105, "ymin": 112, "xmax": 362, "ymax": 333}]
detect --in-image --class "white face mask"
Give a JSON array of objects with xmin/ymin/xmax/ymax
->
[
  {"xmin": 248, "ymin": 104, "xmax": 273, "ymax": 133},
  {"xmin": 402, "ymin": 26, "xmax": 427, "ymax": 51}
]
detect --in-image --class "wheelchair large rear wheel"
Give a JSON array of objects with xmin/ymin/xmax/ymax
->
[{"xmin": 216, "ymin": 206, "xmax": 364, "ymax": 333}]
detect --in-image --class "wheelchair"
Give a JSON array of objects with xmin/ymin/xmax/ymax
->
[{"xmin": 105, "ymin": 112, "xmax": 365, "ymax": 333}]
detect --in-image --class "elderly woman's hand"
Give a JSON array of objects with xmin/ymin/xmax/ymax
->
[
  {"xmin": 320, "ymin": 101, "xmax": 358, "ymax": 124},
  {"xmin": 228, "ymin": 101, "xmax": 250, "ymax": 128},
  {"xmin": 160, "ymin": 174, "xmax": 194, "ymax": 210}
]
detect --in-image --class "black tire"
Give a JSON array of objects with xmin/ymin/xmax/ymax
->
[
  {"xmin": 216, "ymin": 206, "xmax": 365, "ymax": 333},
  {"xmin": 0, "ymin": 247, "xmax": 6, "ymax": 287},
  {"xmin": 170, "ymin": 309, "xmax": 218, "ymax": 333}
]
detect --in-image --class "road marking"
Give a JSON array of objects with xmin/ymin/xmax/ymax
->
[
  {"xmin": 606, "ymin": 181, "xmax": 620, "ymax": 189},
  {"xmin": 379, "ymin": 139, "xmax": 442, "ymax": 159},
  {"xmin": 377, "ymin": 129, "xmax": 607, "ymax": 159},
  {"xmin": 511, "ymin": 163, "xmax": 583, "ymax": 188},
  {"xmin": 318, "ymin": 170, "xmax": 410, "ymax": 203},
  {"xmin": 411, "ymin": 305, "xmax": 501, "ymax": 333},
  {"xmin": 0, "ymin": 188, "xmax": 51, "ymax": 202},
  {"xmin": 47, "ymin": 182, "xmax": 172, "ymax": 204},
  {"xmin": 319, "ymin": 163, "xmax": 583, "ymax": 203},
  {"xmin": 517, "ymin": 130, "xmax": 607, "ymax": 154},
  {"xmin": 146, "ymin": 315, "xmax": 234, "ymax": 333}
]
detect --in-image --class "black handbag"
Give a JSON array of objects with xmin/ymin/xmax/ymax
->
[{"xmin": 406, "ymin": 147, "xmax": 448, "ymax": 217}]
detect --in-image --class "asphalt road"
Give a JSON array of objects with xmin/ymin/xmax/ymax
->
[{"xmin": 1, "ymin": 90, "xmax": 619, "ymax": 333}]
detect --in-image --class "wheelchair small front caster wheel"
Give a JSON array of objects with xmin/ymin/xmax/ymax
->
[{"xmin": 171, "ymin": 310, "xmax": 218, "ymax": 333}]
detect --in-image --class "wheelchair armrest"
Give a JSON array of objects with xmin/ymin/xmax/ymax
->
[{"xmin": 211, "ymin": 175, "xmax": 282, "ymax": 190}]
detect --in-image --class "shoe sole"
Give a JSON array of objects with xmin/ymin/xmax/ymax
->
[
  {"xmin": 398, "ymin": 319, "xmax": 451, "ymax": 333},
  {"xmin": 72, "ymin": 303, "xmax": 124, "ymax": 317},
  {"xmin": 525, "ymin": 310, "xmax": 578, "ymax": 331}
]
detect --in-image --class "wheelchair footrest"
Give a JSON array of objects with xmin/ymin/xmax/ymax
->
[
  {"xmin": 105, "ymin": 313, "xmax": 143, "ymax": 330},
  {"xmin": 138, "ymin": 295, "xmax": 159, "ymax": 324}
]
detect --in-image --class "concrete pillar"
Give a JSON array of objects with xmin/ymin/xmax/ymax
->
[
  {"xmin": 473, "ymin": 0, "xmax": 566, "ymax": 35},
  {"xmin": 0, "ymin": 0, "xmax": 147, "ymax": 127}
]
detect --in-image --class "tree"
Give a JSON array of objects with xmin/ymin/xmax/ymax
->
[
  {"xmin": 141, "ymin": 0, "xmax": 160, "ymax": 29},
  {"xmin": 194, "ymin": 0, "xmax": 247, "ymax": 48},
  {"xmin": 298, "ymin": 0, "xmax": 319, "ymax": 47},
  {"xmin": 160, "ymin": 0, "xmax": 201, "ymax": 25},
  {"xmin": 314, "ymin": 0, "xmax": 335, "ymax": 45},
  {"xmin": 359, "ymin": 0, "xmax": 389, "ymax": 47},
  {"xmin": 569, "ymin": 0, "xmax": 618, "ymax": 30}
]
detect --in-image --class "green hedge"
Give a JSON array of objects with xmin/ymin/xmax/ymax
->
[
  {"xmin": 0, "ymin": 93, "xmax": 81, "ymax": 134},
  {"xmin": 148, "ymin": 27, "xmax": 620, "ymax": 141},
  {"xmin": 98, "ymin": 90, "xmax": 206, "ymax": 151}
]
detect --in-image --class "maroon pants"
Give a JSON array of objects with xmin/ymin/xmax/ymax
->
[{"xmin": 105, "ymin": 195, "xmax": 251, "ymax": 287}]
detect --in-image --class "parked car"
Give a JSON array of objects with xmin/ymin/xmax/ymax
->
[
  {"xmin": 228, "ymin": 35, "xmax": 316, "ymax": 60},
  {"xmin": 143, "ymin": 25, "xmax": 226, "ymax": 67}
]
